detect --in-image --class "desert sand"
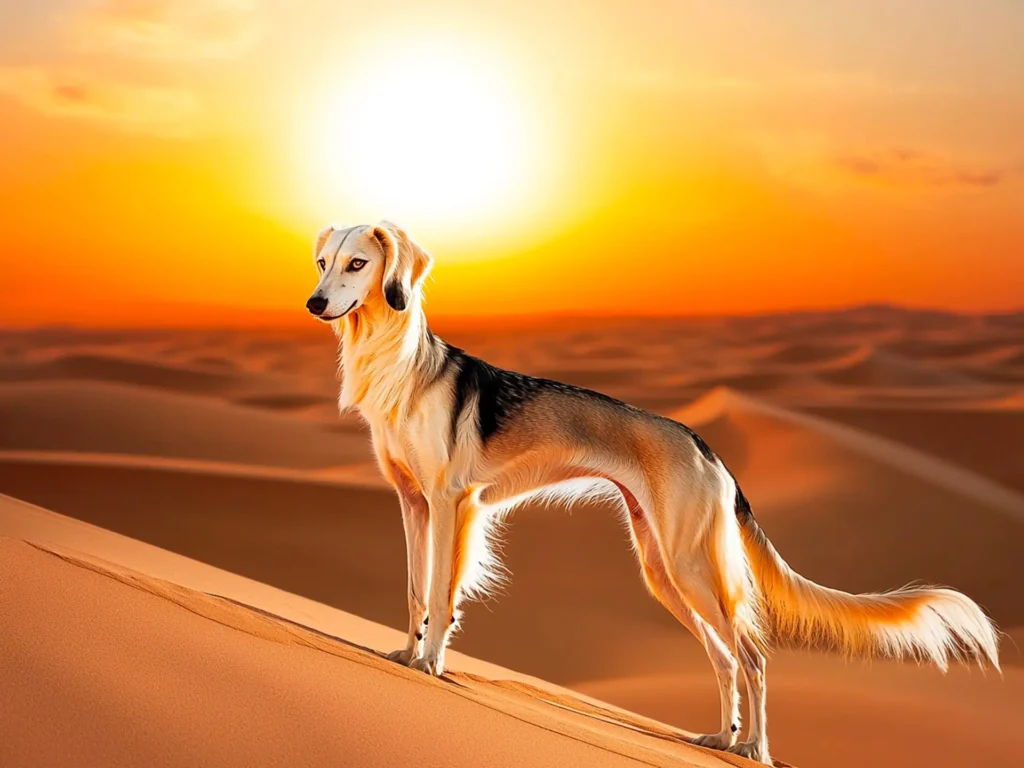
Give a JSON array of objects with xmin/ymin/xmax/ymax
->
[
  {"xmin": 1, "ymin": 307, "xmax": 1023, "ymax": 767},
  {"xmin": 0, "ymin": 495, "xmax": 772, "ymax": 768}
]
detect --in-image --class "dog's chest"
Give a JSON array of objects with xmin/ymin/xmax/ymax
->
[{"xmin": 368, "ymin": 397, "xmax": 452, "ymax": 491}]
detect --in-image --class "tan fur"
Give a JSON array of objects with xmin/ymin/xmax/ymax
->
[{"xmin": 451, "ymin": 487, "xmax": 486, "ymax": 613}]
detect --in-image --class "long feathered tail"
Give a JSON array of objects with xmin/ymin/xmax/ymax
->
[{"xmin": 736, "ymin": 497, "xmax": 1001, "ymax": 671}]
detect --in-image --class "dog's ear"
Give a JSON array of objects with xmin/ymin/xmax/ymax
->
[
  {"xmin": 369, "ymin": 221, "xmax": 433, "ymax": 312},
  {"xmin": 314, "ymin": 225, "xmax": 335, "ymax": 260}
]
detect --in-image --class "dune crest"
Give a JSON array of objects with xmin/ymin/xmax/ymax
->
[{"xmin": 675, "ymin": 387, "xmax": 1024, "ymax": 521}]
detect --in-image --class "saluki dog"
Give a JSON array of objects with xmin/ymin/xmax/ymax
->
[{"xmin": 305, "ymin": 221, "xmax": 1000, "ymax": 764}]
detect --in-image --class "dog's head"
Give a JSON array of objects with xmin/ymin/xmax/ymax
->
[{"xmin": 305, "ymin": 221, "xmax": 433, "ymax": 321}]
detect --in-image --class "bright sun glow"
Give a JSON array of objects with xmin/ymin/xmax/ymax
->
[{"xmin": 308, "ymin": 41, "xmax": 540, "ymax": 231}]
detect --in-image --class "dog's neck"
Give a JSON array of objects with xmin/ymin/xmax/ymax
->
[{"xmin": 335, "ymin": 297, "xmax": 441, "ymax": 424}]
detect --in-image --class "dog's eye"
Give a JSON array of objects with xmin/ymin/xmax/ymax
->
[
  {"xmin": 349, "ymin": 258, "xmax": 367, "ymax": 271},
  {"xmin": 317, "ymin": 258, "xmax": 326, "ymax": 271}
]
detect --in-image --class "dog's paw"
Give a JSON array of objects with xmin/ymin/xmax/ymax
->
[
  {"xmin": 409, "ymin": 655, "xmax": 444, "ymax": 676},
  {"xmin": 386, "ymin": 647, "xmax": 417, "ymax": 666},
  {"xmin": 726, "ymin": 740, "xmax": 770, "ymax": 765},
  {"xmin": 691, "ymin": 731, "xmax": 736, "ymax": 750}
]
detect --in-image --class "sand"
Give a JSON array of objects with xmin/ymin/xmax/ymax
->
[
  {"xmin": 0, "ymin": 499, "xmax": 761, "ymax": 768},
  {"xmin": 1, "ymin": 308, "xmax": 1022, "ymax": 767}
]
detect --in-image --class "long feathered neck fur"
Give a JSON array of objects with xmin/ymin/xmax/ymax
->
[{"xmin": 334, "ymin": 297, "xmax": 444, "ymax": 423}]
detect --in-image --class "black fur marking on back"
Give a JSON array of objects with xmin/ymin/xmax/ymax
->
[
  {"xmin": 679, "ymin": 418, "xmax": 755, "ymax": 524},
  {"xmin": 444, "ymin": 345, "xmax": 638, "ymax": 446},
  {"xmin": 682, "ymin": 425, "xmax": 716, "ymax": 463},
  {"xmin": 448, "ymin": 346, "xmax": 545, "ymax": 444},
  {"xmin": 733, "ymin": 479, "xmax": 756, "ymax": 524}
]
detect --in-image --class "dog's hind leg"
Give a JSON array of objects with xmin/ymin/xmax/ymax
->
[
  {"xmin": 618, "ymin": 484, "xmax": 740, "ymax": 750},
  {"xmin": 448, "ymin": 487, "xmax": 499, "ymax": 631},
  {"xmin": 727, "ymin": 630, "xmax": 769, "ymax": 763},
  {"xmin": 667, "ymin": 557, "xmax": 768, "ymax": 762},
  {"xmin": 654, "ymin": 489, "xmax": 770, "ymax": 764},
  {"xmin": 382, "ymin": 460, "xmax": 431, "ymax": 666}
]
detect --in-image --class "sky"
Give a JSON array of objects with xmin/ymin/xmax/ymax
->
[{"xmin": 1, "ymin": 0, "xmax": 1022, "ymax": 326}]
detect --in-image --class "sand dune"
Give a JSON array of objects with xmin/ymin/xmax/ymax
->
[
  {"xmin": 966, "ymin": 364, "xmax": 1024, "ymax": 385},
  {"xmin": 0, "ymin": 498, "xmax": 766, "ymax": 768},
  {"xmin": 576, "ymin": 656, "xmax": 1024, "ymax": 768},
  {"xmin": 0, "ymin": 541, "xmax": 707, "ymax": 768},
  {"xmin": 0, "ymin": 352, "xmax": 249, "ymax": 394},
  {"xmin": 883, "ymin": 336, "xmax": 1019, "ymax": 361},
  {"xmin": 757, "ymin": 341, "xmax": 862, "ymax": 367},
  {"xmin": 0, "ymin": 493, "xmax": 619, "ymax": 691},
  {"xmin": 803, "ymin": 405, "xmax": 1024, "ymax": 493},
  {"xmin": 0, "ymin": 456, "xmax": 680, "ymax": 682},
  {"xmin": 998, "ymin": 348, "xmax": 1024, "ymax": 368},
  {"xmin": 3, "ymin": 387, "xmax": 1021, "ymax": 677},
  {"xmin": 0, "ymin": 380, "xmax": 368, "ymax": 467},
  {"xmin": 682, "ymin": 370, "xmax": 803, "ymax": 395},
  {"xmin": 0, "ymin": 311, "xmax": 1021, "ymax": 768},
  {"xmin": 816, "ymin": 346, "xmax": 978, "ymax": 388}
]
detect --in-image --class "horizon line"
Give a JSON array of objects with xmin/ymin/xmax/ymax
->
[{"xmin": 2, "ymin": 300, "xmax": 1022, "ymax": 334}]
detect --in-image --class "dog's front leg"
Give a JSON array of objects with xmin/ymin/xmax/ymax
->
[
  {"xmin": 386, "ymin": 486, "xmax": 430, "ymax": 666},
  {"xmin": 410, "ymin": 488, "xmax": 458, "ymax": 676}
]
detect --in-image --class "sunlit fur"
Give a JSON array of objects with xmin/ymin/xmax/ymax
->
[
  {"xmin": 741, "ymin": 521, "xmax": 1000, "ymax": 670},
  {"xmin": 308, "ymin": 221, "xmax": 1000, "ymax": 766}
]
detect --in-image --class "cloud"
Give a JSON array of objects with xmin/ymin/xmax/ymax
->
[
  {"xmin": 71, "ymin": 0, "xmax": 260, "ymax": 61},
  {"xmin": 616, "ymin": 69, "xmax": 755, "ymax": 94},
  {"xmin": 833, "ymin": 148, "xmax": 1005, "ymax": 192},
  {"xmin": 0, "ymin": 66, "xmax": 199, "ymax": 137},
  {"xmin": 615, "ymin": 69, "xmax": 946, "ymax": 100},
  {"xmin": 749, "ymin": 133, "xmax": 1013, "ymax": 197},
  {"xmin": 0, "ymin": 1, "xmax": 258, "ymax": 136}
]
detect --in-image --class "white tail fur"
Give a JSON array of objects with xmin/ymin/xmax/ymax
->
[{"xmin": 739, "ymin": 514, "xmax": 1001, "ymax": 672}]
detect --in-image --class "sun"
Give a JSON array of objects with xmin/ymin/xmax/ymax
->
[{"xmin": 307, "ymin": 40, "xmax": 539, "ymax": 231}]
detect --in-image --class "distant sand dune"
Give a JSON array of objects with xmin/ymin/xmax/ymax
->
[
  {"xmin": 0, "ymin": 450, "xmax": 387, "ymax": 488},
  {"xmin": 884, "ymin": 337, "xmax": 1013, "ymax": 361},
  {"xmin": 677, "ymin": 388, "xmax": 1024, "ymax": 520},
  {"xmin": 0, "ymin": 381, "xmax": 369, "ymax": 468},
  {"xmin": 939, "ymin": 344, "xmax": 1024, "ymax": 369},
  {"xmin": 758, "ymin": 341, "xmax": 863, "ymax": 367},
  {"xmin": 816, "ymin": 347, "xmax": 978, "ymax": 388},
  {"xmin": 0, "ymin": 353, "xmax": 246, "ymax": 394},
  {"xmin": 992, "ymin": 391, "xmax": 1024, "ymax": 409},
  {"xmin": 231, "ymin": 393, "xmax": 337, "ymax": 410},
  {"xmin": 1000, "ymin": 348, "xmax": 1024, "ymax": 368},
  {"xmin": 187, "ymin": 354, "xmax": 241, "ymax": 371},
  {"xmin": 966, "ymin": 365, "xmax": 1024, "ymax": 385},
  {"xmin": 682, "ymin": 370, "xmax": 801, "ymax": 394},
  {"xmin": 532, "ymin": 366, "xmax": 654, "ymax": 390},
  {"xmin": 802, "ymin": 405, "xmax": 1024, "ymax": 494}
]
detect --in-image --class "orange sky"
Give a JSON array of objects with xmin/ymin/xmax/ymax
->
[{"xmin": 1, "ymin": 1, "xmax": 1022, "ymax": 326}]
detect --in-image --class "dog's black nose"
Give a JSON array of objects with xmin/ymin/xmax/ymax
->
[{"xmin": 306, "ymin": 295, "xmax": 328, "ymax": 316}]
